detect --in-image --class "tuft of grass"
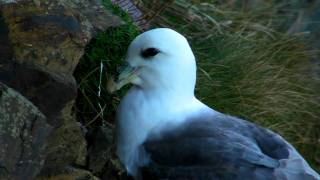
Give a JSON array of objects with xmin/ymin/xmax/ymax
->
[{"xmin": 74, "ymin": 0, "xmax": 139, "ymax": 127}]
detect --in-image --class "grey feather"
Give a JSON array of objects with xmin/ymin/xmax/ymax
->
[{"xmin": 141, "ymin": 109, "xmax": 319, "ymax": 180}]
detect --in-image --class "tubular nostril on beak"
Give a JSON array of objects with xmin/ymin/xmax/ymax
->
[
  {"xmin": 115, "ymin": 61, "xmax": 130, "ymax": 81},
  {"xmin": 107, "ymin": 61, "xmax": 140, "ymax": 93}
]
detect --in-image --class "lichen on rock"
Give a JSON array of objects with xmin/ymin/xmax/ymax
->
[
  {"xmin": 0, "ymin": 83, "xmax": 51, "ymax": 180},
  {"xmin": 0, "ymin": 0, "xmax": 123, "ymax": 178}
]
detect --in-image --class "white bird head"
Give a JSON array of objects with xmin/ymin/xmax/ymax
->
[
  {"xmin": 112, "ymin": 28, "xmax": 205, "ymax": 177},
  {"xmin": 108, "ymin": 28, "xmax": 197, "ymax": 98}
]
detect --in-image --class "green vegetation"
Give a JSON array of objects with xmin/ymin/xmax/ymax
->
[
  {"xmin": 151, "ymin": 0, "xmax": 320, "ymax": 170},
  {"xmin": 74, "ymin": 0, "xmax": 320, "ymax": 171},
  {"xmin": 74, "ymin": 0, "xmax": 139, "ymax": 127}
]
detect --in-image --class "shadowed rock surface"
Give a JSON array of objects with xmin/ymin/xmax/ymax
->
[
  {"xmin": 88, "ymin": 126, "xmax": 114, "ymax": 175},
  {"xmin": 0, "ymin": 0, "xmax": 122, "ymax": 178},
  {"xmin": 0, "ymin": 83, "xmax": 51, "ymax": 180}
]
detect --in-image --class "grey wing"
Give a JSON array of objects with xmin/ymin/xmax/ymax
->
[
  {"xmin": 243, "ymin": 116, "xmax": 320, "ymax": 180},
  {"xmin": 141, "ymin": 112, "xmax": 320, "ymax": 180}
]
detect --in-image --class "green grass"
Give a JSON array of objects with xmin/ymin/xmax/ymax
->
[
  {"xmin": 74, "ymin": 0, "xmax": 320, "ymax": 173},
  {"xmin": 74, "ymin": 0, "xmax": 139, "ymax": 127},
  {"xmin": 146, "ymin": 0, "xmax": 320, "ymax": 171}
]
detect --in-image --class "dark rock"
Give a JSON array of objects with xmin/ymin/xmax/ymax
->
[
  {"xmin": 0, "ymin": 0, "xmax": 123, "ymax": 177},
  {"xmin": 0, "ymin": 62, "xmax": 77, "ymax": 125},
  {"xmin": 0, "ymin": 0, "xmax": 122, "ymax": 123},
  {"xmin": 0, "ymin": 83, "xmax": 52, "ymax": 180},
  {"xmin": 40, "ymin": 121, "xmax": 87, "ymax": 176},
  {"xmin": 36, "ymin": 167, "xmax": 100, "ymax": 180},
  {"xmin": 0, "ymin": 10, "xmax": 13, "ymax": 62},
  {"xmin": 88, "ymin": 126, "xmax": 114, "ymax": 175},
  {"xmin": 86, "ymin": 126, "xmax": 127, "ymax": 180}
]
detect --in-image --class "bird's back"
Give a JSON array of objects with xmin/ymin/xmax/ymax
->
[{"xmin": 141, "ymin": 109, "xmax": 320, "ymax": 180}]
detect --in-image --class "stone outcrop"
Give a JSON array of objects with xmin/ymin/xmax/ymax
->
[
  {"xmin": 0, "ymin": 0, "xmax": 122, "ymax": 179},
  {"xmin": 0, "ymin": 83, "xmax": 51, "ymax": 180}
]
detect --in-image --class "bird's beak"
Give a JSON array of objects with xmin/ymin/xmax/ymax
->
[{"xmin": 107, "ymin": 63, "xmax": 140, "ymax": 93}]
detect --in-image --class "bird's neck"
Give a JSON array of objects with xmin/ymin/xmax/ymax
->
[
  {"xmin": 144, "ymin": 87, "xmax": 195, "ymax": 105},
  {"xmin": 116, "ymin": 86, "xmax": 208, "ymax": 176},
  {"xmin": 118, "ymin": 86, "xmax": 207, "ymax": 138}
]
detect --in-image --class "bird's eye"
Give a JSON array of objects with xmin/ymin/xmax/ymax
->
[{"xmin": 141, "ymin": 48, "xmax": 160, "ymax": 58}]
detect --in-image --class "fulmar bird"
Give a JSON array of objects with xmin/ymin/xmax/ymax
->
[{"xmin": 108, "ymin": 28, "xmax": 320, "ymax": 180}]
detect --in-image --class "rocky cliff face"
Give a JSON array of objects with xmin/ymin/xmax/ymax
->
[
  {"xmin": 0, "ymin": 0, "xmax": 122, "ymax": 179},
  {"xmin": 0, "ymin": 83, "xmax": 51, "ymax": 179}
]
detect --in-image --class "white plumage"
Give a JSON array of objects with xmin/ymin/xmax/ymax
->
[{"xmin": 109, "ymin": 28, "xmax": 320, "ymax": 180}]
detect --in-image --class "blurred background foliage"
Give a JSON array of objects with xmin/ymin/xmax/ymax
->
[{"xmin": 74, "ymin": 0, "xmax": 320, "ymax": 172}]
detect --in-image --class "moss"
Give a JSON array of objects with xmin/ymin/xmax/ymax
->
[{"xmin": 74, "ymin": 0, "xmax": 139, "ymax": 127}]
